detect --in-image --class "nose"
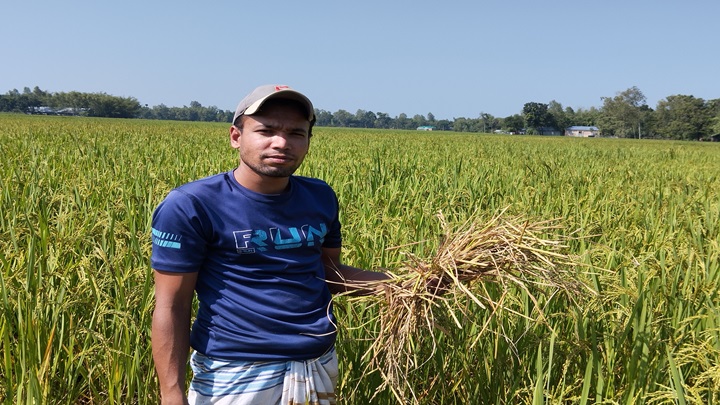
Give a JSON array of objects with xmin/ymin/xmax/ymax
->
[{"xmin": 270, "ymin": 133, "xmax": 290, "ymax": 149}]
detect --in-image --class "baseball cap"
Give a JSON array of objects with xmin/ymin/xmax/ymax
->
[{"xmin": 232, "ymin": 84, "xmax": 315, "ymax": 124}]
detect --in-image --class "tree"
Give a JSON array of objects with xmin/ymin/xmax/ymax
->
[
  {"xmin": 522, "ymin": 102, "xmax": 550, "ymax": 134},
  {"xmin": 435, "ymin": 119, "xmax": 451, "ymax": 131},
  {"xmin": 548, "ymin": 100, "xmax": 570, "ymax": 132},
  {"xmin": 411, "ymin": 114, "xmax": 426, "ymax": 129},
  {"xmin": 374, "ymin": 112, "xmax": 391, "ymax": 129},
  {"xmin": 0, "ymin": 89, "xmax": 20, "ymax": 112},
  {"xmin": 85, "ymin": 93, "xmax": 141, "ymax": 118},
  {"xmin": 332, "ymin": 109, "xmax": 353, "ymax": 127},
  {"xmin": 599, "ymin": 86, "xmax": 647, "ymax": 138},
  {"xmin": 395, "ymin": 113, "xmax": 410, "ymax": 129},
  {"xmin": 573, "ymin": 107, "xmax": 601, "ymax": 127},
  {"xmin": 479, "ymin": 112, "xmax": 494, "ymax": 133},
  {"xmin": 452, "ymin": 117, "xmax": 482, "ymax": 132},
  {"xmin": 154, "ymin": 104, "xmax": 171, "ymax": 120},
  {"xmin": 55, "ymin": 91, "xmax": 89, "ymax": 112},
  {"xmin": 708, "ymin": 99, "xmax": 720, "ymax": 136},
  {"xmin": 502, "ymin": 114, "xmax": 524, "ymax": 133},
  {"xmin": 138, "ymin": 104, "xmax": 154, "ymax": 119},
  {"xmin": 452, "ymin": 117, "xmax": 471, "ymax": 132},
  {"xmin": 315, "ymin": 109, "xmax": 333, "ymax": 126},
  {"xmin": 32, "ymin": 86, "xmax": 50, "ymax": 104},
  {"xmin": 187, "ymin": 101, "xmax": 202, "ymax": 121},
  {"xmin": 655, "ymin": 95, "xmax": 710, "ymax": 140},
  {"xmin": 355, "ymin": 109, "xmax": 377, "ymax": 128}
]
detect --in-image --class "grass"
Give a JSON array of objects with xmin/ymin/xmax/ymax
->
[{"xmin": 1, "ymin": 114, "xmax": 719, "ymax": 404}]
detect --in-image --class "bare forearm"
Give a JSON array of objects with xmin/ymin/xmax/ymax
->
[
  {"xmin": 152, "ymin": 307, "xmax": 191, "ymax": 404},
  {"xmin": 327, "ymin": 264, "xmax": 390, "ymax": 295}
]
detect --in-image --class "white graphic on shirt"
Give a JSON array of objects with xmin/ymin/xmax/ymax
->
[
  {"xmin": 233, "ymin": 223, "xmax": 328, "ymax": 254},
  {"xmin": 233, "ymin": 229, "xmax": 256, "ymax": 254}
]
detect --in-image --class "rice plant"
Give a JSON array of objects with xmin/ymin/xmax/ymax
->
[{"xmin": 1, "ymin": 115, "xmax": 718, "ymax": 404}]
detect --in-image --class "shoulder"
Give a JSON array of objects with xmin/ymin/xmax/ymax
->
[
  {"xmin": 174, "ymin": 171, "xmax": 234, "ymax": 197},
  {"xmin": 154, "ymin": 172, "xmax": 234, "ymax": 216},
  {"xmin": 290, "ymin": 176, "xmax": 338, "ymax": 204},
  {"xmin": 290, "ymin": 175, "xmax": 335, "ymax": 193}
]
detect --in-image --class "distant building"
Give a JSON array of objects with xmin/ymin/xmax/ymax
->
[
  {"xmin": 537, "ymin": 126, "xmax": 562, "ymax": 136},
  {"xmin": 27, "ymin": 106, "xmax": 87, "ymax": 116},
  {"xmin": 28, "ymin": 106, "xmax": 56, "ymax": 114},
  {"xmin": 416, "ymin": 126, "xmax": 435, "ymax": 131},
  {"xmin": 565, "ymin": 126, "xmax": 600, "ymax": 137}
]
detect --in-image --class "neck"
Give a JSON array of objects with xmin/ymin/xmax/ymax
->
[{"xmin": 233, "ymin": 166, "xmax": 290, "ymax": 194}]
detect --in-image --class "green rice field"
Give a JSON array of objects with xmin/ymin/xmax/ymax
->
[{"xmin": 1, "ymin": 114, "xmax": 719, "ymax": 404}]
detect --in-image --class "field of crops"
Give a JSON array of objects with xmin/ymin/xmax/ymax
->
[{"xmin": 1, "ymin": 114, "xmax": 719, "ymax": 404}]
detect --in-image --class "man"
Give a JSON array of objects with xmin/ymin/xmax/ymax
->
[{"xmin": 151, "ymin": 84, "xmax": 389, "ymax": 404}]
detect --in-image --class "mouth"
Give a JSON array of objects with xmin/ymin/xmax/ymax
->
[{"xmin": 264, "ymin": 154, "xmax": 294, "ymax": 164}]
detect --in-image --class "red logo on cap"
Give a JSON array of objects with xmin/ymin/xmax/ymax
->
[{"xmin": 275, "ymin": 85, "xmax": 290, "ymax": 91}]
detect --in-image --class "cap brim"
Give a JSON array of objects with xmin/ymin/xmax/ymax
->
[{"xmin": 242, "ymin": 90, "xmax": 314, "ymax": 121}]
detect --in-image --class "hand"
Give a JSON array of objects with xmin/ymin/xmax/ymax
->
[{"xmin": 425, "ymin": 275, "xmax": 451, "ymax": 296}]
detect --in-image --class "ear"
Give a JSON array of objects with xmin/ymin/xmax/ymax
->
[{"xmin": 229, "ymin": 125, "xmax": 241, "ymax": 149}]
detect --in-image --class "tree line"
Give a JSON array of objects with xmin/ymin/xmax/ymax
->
[
  {"xmin": 2, "ymin": 86, "xmax": 719, "ymax": 140},
  {"xmin": 0, "ymin": 87, "xmax": 233, "ymax": 121}
]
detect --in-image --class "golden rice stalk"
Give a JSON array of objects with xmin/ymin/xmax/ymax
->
[{"xmin": 355, "ymin": 210, "xmax": 593, "ymax": 403}]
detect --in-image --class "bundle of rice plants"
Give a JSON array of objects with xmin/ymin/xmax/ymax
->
[{"xmin": 350, "ymin": 210, "xmax": 593, "ymax": 403}]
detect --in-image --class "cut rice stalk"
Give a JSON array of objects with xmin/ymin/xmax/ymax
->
[{"xmin": 346, "ymin": 211, "xmax": 593, "ymax": 404}]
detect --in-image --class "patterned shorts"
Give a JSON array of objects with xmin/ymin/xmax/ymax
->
[{"xmin": 188, "ymin": 347, "xmax": 338, "ymax": 405}]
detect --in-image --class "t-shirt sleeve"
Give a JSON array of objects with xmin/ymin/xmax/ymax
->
[{"xmin": 150, "ymin": 189, "xmax": 210, "ymax": 272}]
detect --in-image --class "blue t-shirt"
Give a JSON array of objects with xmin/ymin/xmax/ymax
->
[{"xmin": 151, "ymin": 171, "xmax": 342, "ymax": 361}]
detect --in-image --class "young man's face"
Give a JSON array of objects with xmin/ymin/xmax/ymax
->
[{"xmin": 231, "ymin": 99, "xmax": 311, "ymax": 179}]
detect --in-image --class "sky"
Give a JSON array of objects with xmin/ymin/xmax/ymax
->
[{"xmin": 2, "ymin": 0, "xmax": 719, "ymax": 120}]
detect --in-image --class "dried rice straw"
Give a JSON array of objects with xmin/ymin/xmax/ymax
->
[{"xmin": 347, "ymin": 210, "xmax": 593, "ymax": 403}]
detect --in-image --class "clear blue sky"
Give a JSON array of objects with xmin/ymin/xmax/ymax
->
[{"xmin": 2, "ymin": 0, "xmax": 718, "ymax": 120}]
